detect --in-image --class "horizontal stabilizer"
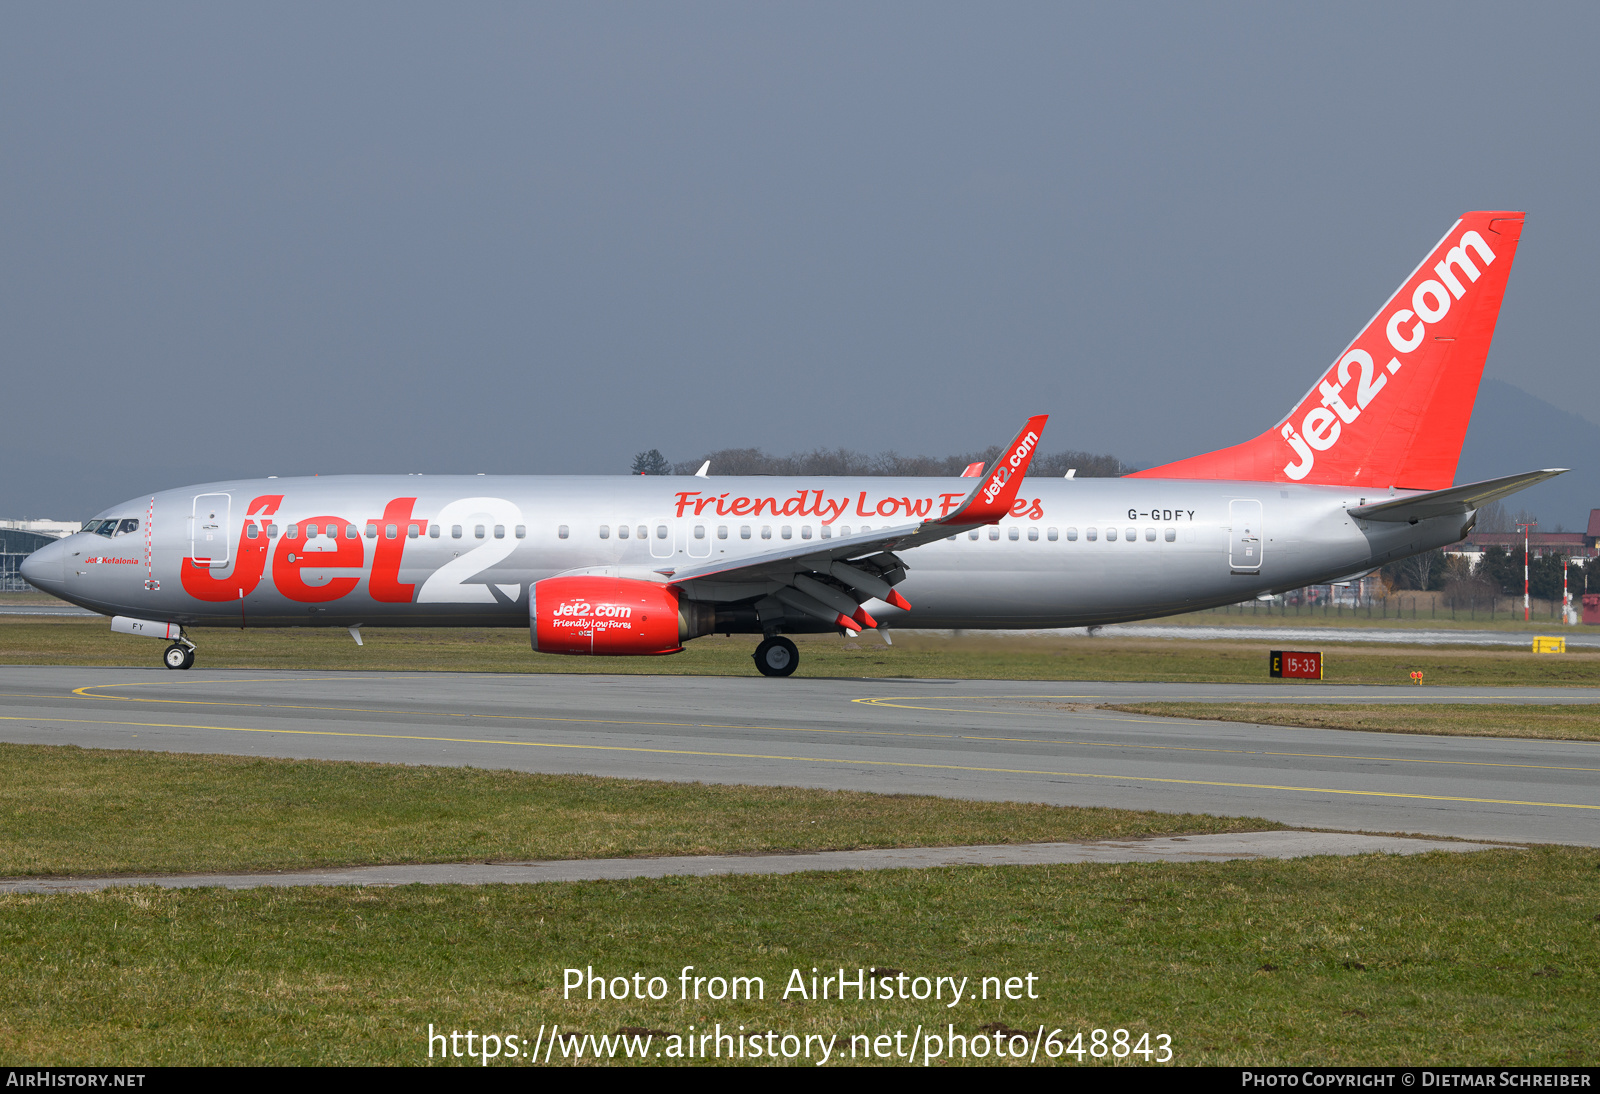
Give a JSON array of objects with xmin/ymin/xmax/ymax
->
[{"xmin": 1347, "ymin": 469, "xmax": 1567, "ymax": 523}]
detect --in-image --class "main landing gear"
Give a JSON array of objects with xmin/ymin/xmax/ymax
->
[
  {"xmin": 163, "ymin": 640, "xmax": 196, "ymax": 671},
  {"xmin": 752, "ymin": 635, "xmax": 799, "ymax": 677}
]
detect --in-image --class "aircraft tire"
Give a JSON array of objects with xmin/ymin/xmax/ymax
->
[
  {"xmin": 753, "ymin": 636, "xmax": 798, "ymax": 677},
  {"xmin": 164, "ymin": 644, "xmax": 194, "ymax": 670}
]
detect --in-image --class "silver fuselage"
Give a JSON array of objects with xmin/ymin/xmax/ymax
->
[{"xmin": 23, "ymin": 475, "xmax": 1463, "ymax": 631}]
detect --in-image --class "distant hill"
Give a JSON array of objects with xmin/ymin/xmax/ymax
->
[{"xmin": 1457, "ymin": 378, "xmax": 1598, "ymax": 532}]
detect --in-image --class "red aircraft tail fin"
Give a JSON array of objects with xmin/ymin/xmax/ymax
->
[{"xmin": 1129, "ymin": 212, "xmax": 1525, "ymax": 490}]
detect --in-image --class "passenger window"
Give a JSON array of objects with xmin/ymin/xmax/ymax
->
[
  {"xmin": 1008, "ymin": 527, "xmax": 1020, "ymax": 541},
  {"xmin": 599, "ymin": 525, "xmax": 610, "ymax": 539},
  {"xmin": 267, "ymin": 523, "xmax": 278, "ymax": 538},
  {"xmin": 637, "ymin": 525, "xmax": 647, "ymax": 540},
  {"xmin": 1125, "ymin": 527, "xmax": 1137, "ymax": 542},
  {"xmin": 1165, "ymin": 527, "xmax": 1176, "ymax": 542},
  {"xmin": 655, "ymin": 525, "xmax": 667, "ymax": 539},
  {"xmin": 694, "ymin": 525, "xmax": 706, "ymax": 539},
  {"xmin": 1028, "ymin": 527, "xmax": 1039, "ymax": 541},
  {"xmin": 968, "ymin": 530, "xmax": 979, "ymax": 540},
  {"xmin": 740, "ymin": 525, "xmax": 751, "ymax": 539},
  {"xmin": 287, "ymin": 524, "xmax": 300, "ymax": 540},
  {"xmin": 717, "ymin": 526, "xmax": 728, "ymax": 539},
  {"xmin": 246, "ymin": 524, "xmax": 258, "ymax": 539},
  {"xmin": 346, "ymin": 525, "xmax": 358, "ymax": 539},
  {"xmin": 385, "ymin": 524, "xmax": 397, "ymax": 539},
  {"xmin": 408, "ymin": 524, "xmax": 419, "ymax": 538},
  {"xmin": 800, "ymin": 526, "xmax": 812, "ymax": 540},
  {"xmin": 451, "ymin": 525, "xmax": 463, "ymax": 539},
  {"xmin": 474, "ymin": 525, "xmax": 485, "ymax": 539},
  {"xmin": 1047, "ymin": 527, "xmax": 1058, "ymax": 542},
  {"xmin": 515, "ymin": 525, "xmax": 526, "ymax": 539},
  {"xmin": 306, "ymin": 525, "xmax": 318, "ymax": 539},
  {"xmin": 760, "ymin": 526, "xmax": 772, "ymax": 540},
  {"xmin": 988, "ymin": 528, "xmax": 1000, "ymax": 541},
  {"xmin": 1086, "ymin": 527, "xmax": 1097, "ymax": 541},
  {"xmin": 494, "ymin": 525, "xmax": 506, "ymax": 539},
  {"xmin": 429, "ymin": 524, "xmax": 440, "ymax": 538},
  {"xmin": 781, "ymin": 526, "xmax": 792, "ymax": 539},
  {"xmin": 841, "ymin": 526, "xmax": 851, "ymax": 537},
  {"xmin": 1145, "ymin": 527, "xmax": 1156, "ymax": 541},
  {"xmin": 618, "ymin": 525, "xmax": 629, "ymax": 539},
  {"xmin": 1106, "ymin": 527, "xmax": 1117, "ymax": 541},
  {"xmin": 819, "ymin": 526, "xmax": 831, "ymax": 539},
  {"xmin": 555, "ymin": 526, "xmax": 566, "ymax": 540},
  {"xmin": 1066, "ymin": 527, "xmax": 1077, "ymax": 541},
  {"xmin": 366, "ymin": 523, "xmax": 378, "ymax": 539}
]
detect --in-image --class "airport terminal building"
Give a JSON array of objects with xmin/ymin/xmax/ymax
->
[{"xmin": 1, "ymin": 521, "xmax": 81, "ymax": 592}]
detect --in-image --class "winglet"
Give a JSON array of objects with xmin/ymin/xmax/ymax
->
[{"xmin": 937, "ymin": 415, "xmax": 1049, "ymax": 525}]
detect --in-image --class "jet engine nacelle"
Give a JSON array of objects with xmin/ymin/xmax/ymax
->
[{"xmin": 530, "ymin": 576, "xmax": 712, "ymax": 655}]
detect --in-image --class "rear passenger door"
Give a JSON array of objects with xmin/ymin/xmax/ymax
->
[{"xmin": 1228, "ymin": 499, "xmax": 1263, "ymax": 572}]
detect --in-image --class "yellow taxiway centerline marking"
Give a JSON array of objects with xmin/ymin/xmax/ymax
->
[
  {"xmin": 2, "ymin": 713, "xmax": 1597, "ymax": 812},
  {"xmin": 37, "ymin": 683, "xmax": 1596, "ymax": 774}
]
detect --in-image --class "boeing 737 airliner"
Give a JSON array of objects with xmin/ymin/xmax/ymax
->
[{"xmin": 22, "ymin": 211, "xmax": 1562, "ymax": 675}]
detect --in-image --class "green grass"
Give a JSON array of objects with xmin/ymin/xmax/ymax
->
[
  {"xmin": 1106, "ymin": 702, "xmax": 1600, "ymax": 743},
  {"xmin": 0, "ymin": 591, "xmax": 73, "ymax": 606},
  {"xmin": 1, "ymin": 847, "xmax": 1593, "ymax": 1065},
  {"xmin": 0, "ymin": 744, "xmax": 1278, "ymax": 878},
  {"xmin": 5, "ymin": 616, "xmax": 1600, "ymax": 686},
  {"xmin": 1164, "ymin": 600, "xmax": 1584, "ymax": 632}
]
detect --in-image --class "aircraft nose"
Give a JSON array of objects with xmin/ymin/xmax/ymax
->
[{"xmin": 19, "ymin": 537, "xmax": 68, "ymax": 595}]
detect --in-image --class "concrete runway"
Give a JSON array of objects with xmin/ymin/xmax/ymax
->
[
  {"xmin": 1100, "ymin": 624, "xmax": 1600, "ymax": 648},
  {"xmin": 0, "ymin": 667, "xmax": 1595, "ymax": 846},
  {"xmin": 0, "ymin": 833, "xmax": 1508, "ymax": 895}
]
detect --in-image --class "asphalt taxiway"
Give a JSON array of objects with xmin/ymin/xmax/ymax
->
[{"xmin": 0, "ymin": 667, "xmax": 1594, "ymax": 846}]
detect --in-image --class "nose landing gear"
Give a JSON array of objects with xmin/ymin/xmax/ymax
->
[
  {"xmin": 753, "ymin": 635, "xmax": 799, "ymax": 677},
  {"xmin": 163, "ymin": 639, "xmax": 197, "ymax": 670}
]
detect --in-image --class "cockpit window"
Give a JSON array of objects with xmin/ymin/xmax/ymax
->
[
  {"xmin": 87, "ymin": 520, "xmax": 116, "ymax": 537},
  {"xmin": 116, "ymin": 519, "xmax": 140, "ymax": 536}
]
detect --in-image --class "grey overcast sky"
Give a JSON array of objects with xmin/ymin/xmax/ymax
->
[{"xmin": 4, "ymin": 3, "xmax": 1597, "ymax": 517}]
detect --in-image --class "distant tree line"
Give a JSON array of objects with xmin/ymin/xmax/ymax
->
[
  {"xmin": 630, "ymin": 446, "xmax": 1137, "ymax": 478},
  {"xmin": 1383, "ymin": 545, "xmax": 1587, "ymax": 602}
]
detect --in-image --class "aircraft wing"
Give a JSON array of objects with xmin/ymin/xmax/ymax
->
[
  {"xmin": 663, "ymin": 415, "xmax": 1049, "ymax": 629},
  {"xmin": 1347, "ymin": 468, "xmax": 1567, "ymax": 523},
  {"xmin": 660, "ymin": 521, "xmax": 924, "ymax": 586}
]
